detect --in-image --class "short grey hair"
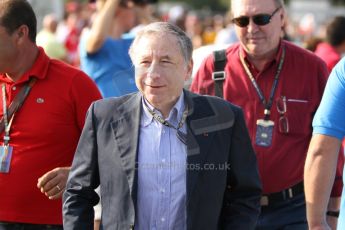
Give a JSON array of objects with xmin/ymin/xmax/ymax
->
[{"xmin": 129, "ymin": 22, "xmax": 193, "ymax": 65}]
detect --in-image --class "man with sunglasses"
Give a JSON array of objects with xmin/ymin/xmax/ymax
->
[{"xmin": 191, "ymin": 0, "xmax": 342, "ymax": 229}]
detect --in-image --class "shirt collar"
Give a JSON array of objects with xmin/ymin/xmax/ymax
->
[
  {"xmin": 141, "ymin": 91, "xmax": 185, "ymax": 128},
  {"xmin": 0, "ymin": 47, "xmax": 50, "ymax": 84}
]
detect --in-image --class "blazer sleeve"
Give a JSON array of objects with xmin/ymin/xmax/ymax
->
[
  {"xmin": 221, "ymin": 107, "xmax": 262, "ymax": 229},
  {"xmin": 63, "ymin": 102, "xmax": 100, "ymax": 230}
]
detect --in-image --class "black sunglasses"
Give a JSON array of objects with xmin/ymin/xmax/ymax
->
[{"xmin": 232, "ymin": 7, "xmax": 281, "ymax": 28}]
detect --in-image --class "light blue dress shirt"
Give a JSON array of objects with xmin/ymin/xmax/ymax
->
[{"xmin": 135, "ymin": 92, "xmax": 187, "ymax": 230}]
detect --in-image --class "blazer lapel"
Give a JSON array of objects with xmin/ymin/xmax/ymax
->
[{"xmin": 111, "ymin": 93, "xmax": 142, "ymax": 204}]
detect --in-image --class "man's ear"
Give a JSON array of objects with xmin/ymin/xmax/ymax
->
[
  {"xmin": 185, "ymin": 59, "xmax": 194, "ymax": 81},
  {"xmin": 15, "ymin": 25, "xmax": 29, "ymax": 42}
]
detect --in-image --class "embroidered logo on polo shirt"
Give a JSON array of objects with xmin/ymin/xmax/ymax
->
[{"xmin": 36, "ymin": 98, "xmax": 44, "ymax": 103}]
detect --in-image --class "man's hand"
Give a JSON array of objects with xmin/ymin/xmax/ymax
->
[{"xmin": 37, "ymin": 167, "xmax": 70, "ymax": 200}]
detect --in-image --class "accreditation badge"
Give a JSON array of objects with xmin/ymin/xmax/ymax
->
[
  {"xmin": 0, "ymin": 145, "xmax": 13, "ymax": 173},
  {"xmin": 255, "ymin": 119, "xmax": 274, "ymax": 147}
]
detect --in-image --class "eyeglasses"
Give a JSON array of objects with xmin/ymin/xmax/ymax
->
[
  {"xmin": 232, "ymin": 7, "xmax": 281, "ymax": 28},
  {"xmin": 276, "ymin": 95, "xmax": 289, "ymax": 134}
]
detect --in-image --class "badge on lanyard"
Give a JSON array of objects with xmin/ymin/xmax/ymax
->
[
  {"xmin": 0, "ymin": 145, "xmax": 13, "ymax": 173},
  {"xmin": 1, "ymin": 83, "xmax": 16, "ymax": 173},
  {"xmin": 255, "ymin": 119, "xmax": 274, "ymax": 147},
  {"xmin": 240, "ymin": 47, "xmax": 285, "ymax": 148}
]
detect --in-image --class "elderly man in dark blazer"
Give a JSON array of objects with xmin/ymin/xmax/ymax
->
[{"xmin": 63, "ymin": 22, "xmax": 262, "ymax": 230}]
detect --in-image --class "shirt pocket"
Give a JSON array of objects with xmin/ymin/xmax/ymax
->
[{"xmin": 284, "ymin": 98, "xmax": 311, "ymax": 134}]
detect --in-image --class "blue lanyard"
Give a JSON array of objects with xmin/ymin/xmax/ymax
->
[{"xmin": 239, "ymin": 46, "xmax": 285, "ymax": 120}]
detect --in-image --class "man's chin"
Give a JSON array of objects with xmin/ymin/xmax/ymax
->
[
  {"xmin": 145, "ymin": 95, "xmax": 162, "ymax": 105},
  {"xmin": 247, "ymin": 47, "xmax": 267, "ymax": 57}
]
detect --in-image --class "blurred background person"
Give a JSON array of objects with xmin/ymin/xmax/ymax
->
[
  {"xmin": 63, "ymin": 11, "xmax": 81, "ymax": 67},
  {"xmin": 79, "ymin": 0, "xmax": 157, "ymax": 98},
  {"xmin": 214, "ymin": 11, "xmax": 238, "ymax": 45},
  {"xmin": 184, "ymin": 11, "xmax": 203, "ymax": 49},
  {"xmin": 315, "ymin": 16, "xmax": 345, "ymax": 72},
  {"xmin": 167, "ymin": 4, "xmax": 187, "ymax": 31},
  {"xmin": 55, "ymin": 2, "xmax": 87, "ymax": 67},
  {"xmin": 298, "ymin": 13, "xmax": 316, "ymax": 43},
  {"xmin": 201, "ymin": 15, "xmax": 217, "ymax": 45},
  {"xmin": 303, "ymin": 36, "xmax": 323, "ymax": 52},
  {"xmin": 36, "ymin": 14, "xmax": 67, "ymax": 61},
  {"xmin": 129, "ymin": 1, "xmax": 158, "ymax": 35}
]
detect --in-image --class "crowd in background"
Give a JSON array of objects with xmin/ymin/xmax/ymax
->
[
  {"xmin": 2, "ymin": 0, "xmax": 345, "ymax": 229},
  {"xmin": 36, "ymin": 0, "xmax": 344, "ymax": 69}
]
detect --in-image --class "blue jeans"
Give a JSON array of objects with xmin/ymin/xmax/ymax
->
[
  {"xmin": 0, "ymin": 222, "xmax": 63, "ymax": 230},
  {"xmin": 256, "ymin": 193, "xmax": 308, "ymax": 230}
]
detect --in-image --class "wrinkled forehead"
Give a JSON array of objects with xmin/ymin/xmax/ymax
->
[{"xmin": 230, "ymin": 0, "xmax": 276, "ymax": 16}]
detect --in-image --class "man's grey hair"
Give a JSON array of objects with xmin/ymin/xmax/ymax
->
[{"xmin": 129, "ymin": 22, "xmax": 193, "ymax": 65}]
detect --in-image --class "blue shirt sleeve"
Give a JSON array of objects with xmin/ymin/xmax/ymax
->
[{"xmin": 313, "ymin": 57, "xmax": 345, "ymax": 140}]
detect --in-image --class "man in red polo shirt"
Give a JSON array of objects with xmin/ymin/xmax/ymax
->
[
  {"xmin": 0, "ymin": 0, "xmax": 101, "ymax": 229},
  {"xmin": 191, "ymin": 0, "xmax": 342, "ymax": 229}
]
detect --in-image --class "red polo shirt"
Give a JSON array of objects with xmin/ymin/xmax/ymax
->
[
  {"xmin": 0, "ymin": 48, "xmax": 102, "ymax": 224},
  {"xmin": 191, "ymin": 41, "xmax": 342, "ymax": 195}
]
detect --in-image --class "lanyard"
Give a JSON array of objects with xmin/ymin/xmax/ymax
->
[
  {"xmin": 143, "ymin": 99, "xmax": 189, "ymax": 145},
  {"xmin": 143, "ymin": 100, "xmax": 188, "ymax": 131},
  {"xmin": 1, "ymin": 78, "xmax": 36, "ymax": 145},
  {"xmin": 239, "ymin": 46, "xmax": 285, "ymax": 120},
  {"xmin": 2, "ymin": 84, "xmax": 12, "ymax": 146}
]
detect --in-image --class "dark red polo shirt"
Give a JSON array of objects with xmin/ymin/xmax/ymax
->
[
  {"xmin": 0, "ymin": 48, "xmax": 102, "ymax": 224},
  {"xmin": 191, "ymin": 40, "xmax": 342, "ymax": 195}
]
